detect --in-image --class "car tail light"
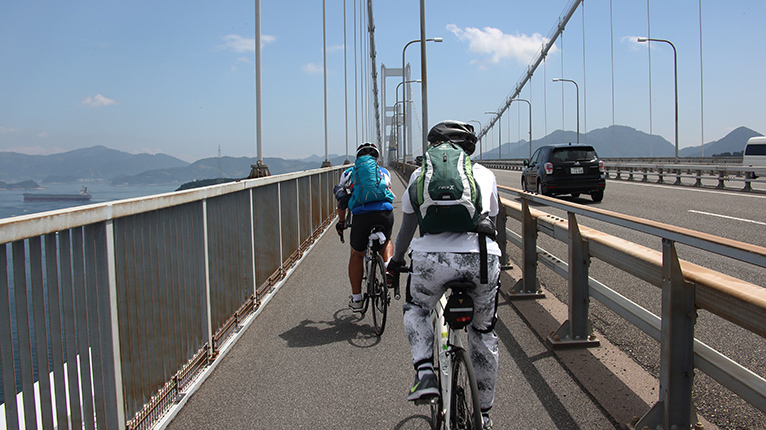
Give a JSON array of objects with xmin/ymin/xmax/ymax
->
[
  {"xmin": 598, "ymin": 160, "xmax": 605, "ymax": 172},
  {"xmin": 544, "ymin": 162, "xmax": 553, "ymax": 174}
]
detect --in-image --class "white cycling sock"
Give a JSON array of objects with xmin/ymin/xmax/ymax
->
[{"xmin": 352, "ymin": 293, "xmax": 363, "ymax": 302}]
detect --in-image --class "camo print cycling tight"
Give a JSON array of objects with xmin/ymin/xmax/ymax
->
[{"xmin": 402, "ymin": 251, "xmax": 500, "ymax": 412}]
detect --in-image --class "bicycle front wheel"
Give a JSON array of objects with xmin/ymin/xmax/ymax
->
[
  {"xmin": 450, "ymin": 348, "xmax": 482, "ymax": 429},
  {"xmin": 368, "ymin": 254, "xmax": 388, "ymax": 336}
]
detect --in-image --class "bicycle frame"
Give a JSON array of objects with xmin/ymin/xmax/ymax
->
[
  {"xmin": 432, "ymin": 293, "xmax": 466, "ymax": 430},
  {"xmin": 360, "ymin": 228, "xmax": 389, "ymax": 335}
]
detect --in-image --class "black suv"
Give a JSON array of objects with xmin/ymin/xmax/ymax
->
[{"xmin": 521, "ymin": 144, "xmax": 605, "ymax": 202}]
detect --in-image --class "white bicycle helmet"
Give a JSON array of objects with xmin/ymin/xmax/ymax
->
[{"xmin": 356, "ymin": 142, "xmax": 380, "ymax": 158}]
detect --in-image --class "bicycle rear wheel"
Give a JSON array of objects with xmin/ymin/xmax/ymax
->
[
  {"xmin": 368, "ymin": 254, "xmax": 388, "ymax": 336},
  {"xmin": 450, "ymin": 348, "xmax": 482, "ymax": 429},
  {"xmin": 430, "ymin": 333, "xmax": 444, "ymax": 429}
]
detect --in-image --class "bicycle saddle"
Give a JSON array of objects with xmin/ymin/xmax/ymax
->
[{"xmin": 367, "ymin": 225, "xmax": 387, "ymax": 252}]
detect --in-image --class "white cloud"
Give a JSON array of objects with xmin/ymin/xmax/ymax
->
[
  {"xmin": 328, "ymin": 44, "xmax": 345, "ymax": 53},
  {"xmin": 81, "ymin": 94, "xmax": 117, "ymax": 107},
  {"xmin": 0, "ymin": 126, "xmax": 21, "ymax": 134},
  {"xmin": 446, "ymin": 24, "xmax": 556, "ymax": 67},
  {"xmin": 218, "ymin": 34, "xmax": 275, "ymax": 53},
  {"xmin": 302, "ymin": 62, "xmax": 323, "ymax": 74}
]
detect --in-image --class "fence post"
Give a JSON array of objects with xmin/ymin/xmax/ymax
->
[
  {"xmin": 105, "ymin": 220, "xmax": 126, "ymax": 428},
  {"xmin": 510, "ymin": 198, "xmax": 544, "ymax": 298},
  {"xmin": 202, "ymin": 200, "xmax": 214, "ymax": 360},
  {"xmin": 548, "ymin": 213, "xmax": 599, "ymax": 348},
  {"xmin": 497, "ymin": 201, "xmax": 508, "ymax": 268},
  {"xmin": 635, "ymin": 238, "xmax": 698, "ymax": 429},
  {"xmin": 743, "ymin": 171, "xmax": 754, "ymax": 192},
  {"xmin": 716, "ymin": 170, "xmax": 727, "ymax": 189},
  {"xmin": 693, "ymin": 170, "xmax": 703, "ymax": 187},
  {"xmin": 674, "ymin": 169, "xmax": 683, "ymax": 185}
]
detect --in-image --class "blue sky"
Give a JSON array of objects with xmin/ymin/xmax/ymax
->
[{"xmin": 1, "ymin": 1, "xmax": 764, "ymax": 162}]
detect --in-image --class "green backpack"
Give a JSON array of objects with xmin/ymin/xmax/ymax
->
[{"xmin": 409, "ymin": 142, "xmax": 482, "ymax": 234}]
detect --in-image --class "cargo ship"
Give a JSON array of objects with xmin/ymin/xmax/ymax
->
[{"xmin": 23, "ymin": 187, "xmax": 92, "ymax": 202}]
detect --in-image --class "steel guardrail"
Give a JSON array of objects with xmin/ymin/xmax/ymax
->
[
  {"xmin": 497, "ymin": 184, "xmax": 766, "ymax": 429},
  {"xmin": 474, "ymin": 158, "xmax": 766, "ymax": 192}
]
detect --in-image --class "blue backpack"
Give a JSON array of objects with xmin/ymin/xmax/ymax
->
[{"xmin": 348, "ymin": 155, "xmax": 394, "ymax": 209}]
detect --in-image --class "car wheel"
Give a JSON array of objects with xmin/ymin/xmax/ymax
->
[
  {"xmin": 571, "ymin": 193, "xmax": 580, "ymax": 198},
  {"xmin": 537, "ymin": 181, "xmax": 549, "ymax": 196},
  {"xmin": 591, "ymin": 190, "xmax": 604, "ymax": 202},
  {"xmin": 521, "ymin": 178, "xmax": 526, "ymax": 191}
]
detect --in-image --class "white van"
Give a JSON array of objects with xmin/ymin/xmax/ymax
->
[{"xmin": 743, "ymin": 136, "xmax": 766, "ymax": 167}]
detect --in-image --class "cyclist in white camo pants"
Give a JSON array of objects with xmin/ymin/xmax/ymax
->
[{"xmin": 387, "ymin": 120, "xmax": 501, "ymax": 430}]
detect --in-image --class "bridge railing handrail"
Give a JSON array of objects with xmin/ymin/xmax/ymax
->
[
  {"xmin": 496, "ymin": 184, "xmax": 766, "ymax": 428},
  {"xmin": 0, "ymin": 165, "xmax": 345, "ymax": 430}
]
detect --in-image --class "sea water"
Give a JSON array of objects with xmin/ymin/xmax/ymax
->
[{"xmin": 0, "ymin": 183, "xmax": 178, "ymax": 220}]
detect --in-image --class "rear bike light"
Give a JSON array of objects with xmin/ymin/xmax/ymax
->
[{"xmin": 544, "ymin": 162, "xmax": 553, "ymax": 175}]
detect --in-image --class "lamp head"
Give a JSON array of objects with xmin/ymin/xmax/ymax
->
[
  {"xmin": 637, "ymin": 37, "xmax": 648, "ymax": 42},
  {"xmin": 433, "ymin": 37, "xmax": 443, "ymax": 43}
]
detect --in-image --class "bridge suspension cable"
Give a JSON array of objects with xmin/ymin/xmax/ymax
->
[
  {"xmin": 477, "ymin": 0, "xmax": 583, "ymax": 142},
  {"xmin": 365, "ymin": 0, "xmax": 383, "ymax": 149}
]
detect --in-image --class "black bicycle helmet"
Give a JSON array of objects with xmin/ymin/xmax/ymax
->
[
  {"xmin": 356, "ymin": 142, "xmax": 380, "ymax": 158},
  {"xmin": 427, "ymin": 120, "xmax": 477, "ymax": 155}
]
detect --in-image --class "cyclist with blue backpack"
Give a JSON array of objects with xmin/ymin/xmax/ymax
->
[
  {"xmin": 335, "ymin": 142, "xmax": 396, "ymax": 312},
  {"xmin": 387, "ymin": 121, "xmax": 501, "ymax": 429}
]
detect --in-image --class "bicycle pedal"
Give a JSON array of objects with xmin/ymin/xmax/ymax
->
[{"xmin": 414, "ymin": 394, "xmax": 439, "ymax": 406}]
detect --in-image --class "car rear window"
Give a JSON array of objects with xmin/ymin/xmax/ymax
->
[
  {"xmin": 551, "ymin": 147, "xmax": 598, "ymax": 162},
  {"xmin": 745, "ymin": 143, "xmax": 766, "ymax": 156}
]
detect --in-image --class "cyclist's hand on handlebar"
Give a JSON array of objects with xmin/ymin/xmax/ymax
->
[
  {"xmin": 386, "ymin": 258, "xmax": 406, "ymax": 284},
  {"xmin": 336, "ymin": 221, "xmax": 345, "ymax": 242}
]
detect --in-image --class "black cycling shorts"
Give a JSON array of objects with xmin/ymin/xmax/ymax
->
[{"xmin": 350, "ymin": 210, "xmax": 394, "ymax": 252}]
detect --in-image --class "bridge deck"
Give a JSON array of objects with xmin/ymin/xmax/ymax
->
[{"xmin": 162, "ymin": 171, "xmax": 658, "ymax": 430}]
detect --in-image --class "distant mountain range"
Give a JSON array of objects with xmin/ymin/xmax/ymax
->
[
  {"xmin": 111, "ymin": 155, "xmax": 350, "ymax": 186},
  {"xmin": 0, "ymin": 144, "xmax": 350, "ymax": 186},
  {"xmin": 478, "ymin": 125, "xmax": 762, "ymax": 159},
  {"xmin": 0, "ymin": 145, "xmax": 188, "ymax": 184},
  {"xmin": 0, "ymin": 125, "xmax": 760, "ymax": 186}
]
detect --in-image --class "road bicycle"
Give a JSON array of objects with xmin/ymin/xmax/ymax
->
[
  {"xmin": 338, "ymin": 212, "xmax": 390, "ymax": 336},
  {"xmin": 393, "ymin": 269, "xmax": 483, "ymax": 429}
]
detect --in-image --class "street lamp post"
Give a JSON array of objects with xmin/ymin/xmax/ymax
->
[
  {"xmin": 638, "ymin": 37, "xmax": 679, "ymax": 162},
  {"xmin": 468, "ymin": 120, "xmax": 482, "ymax": 159},
  {"xmin": 484, "ymin": 112, "xmax": 502, "ymax": 159},
  {"xmin": 402, "ymin": 37, "xmax": 442, "ymax": 164},
  {"xmin": 392, "ymin": 102, "xmax": 404, "ymax": 162},
  {"xmin": 511, "ymin": 98, "xmax": 532, "ymax": 158},
  {"xmin": 553, "ymin": 78, "xmax": 579, "ymax": 144},
  {"xmin": 395, "ymin": 79, "xmax": 422, "ymax": 164}
]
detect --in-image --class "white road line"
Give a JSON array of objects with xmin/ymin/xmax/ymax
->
[{"xmin": 688, "ymin": 210, "xmax": 766, "ymax": 226}]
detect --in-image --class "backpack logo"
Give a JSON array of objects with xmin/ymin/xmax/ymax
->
[
  {"xmin": 409, "ymin": 142, "xmax": 482, "ymax": 234},
  {"xmin": 348, "ymin": 155, "xmax": 394, "ymax": 209}
]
